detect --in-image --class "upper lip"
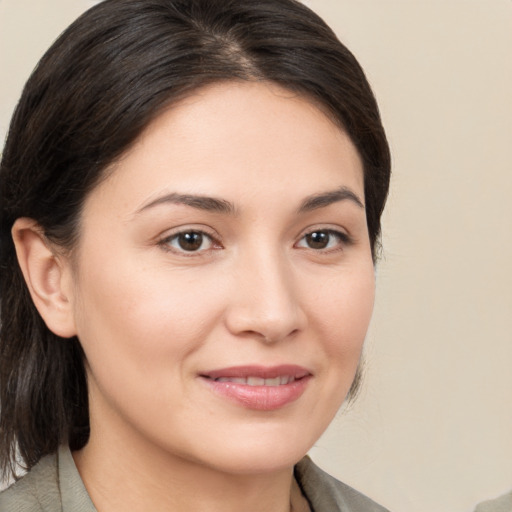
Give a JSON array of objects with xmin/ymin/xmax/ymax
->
[{"xmin": 200, "ymin": 365, "xmax": 311, "ymax": 380}]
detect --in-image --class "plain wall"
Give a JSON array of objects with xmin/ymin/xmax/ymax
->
[{"xmin": 1, "ymin": 1, "xmax": 511, "ymax": 511}]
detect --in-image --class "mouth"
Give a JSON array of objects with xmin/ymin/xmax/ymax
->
[
  {"xmin": 212, "ymin": 375, "xmax": 300, "ymax": 386},
  {"xmin": 199, "ymin": 365, "xmax": 312, "ymax": 410}
]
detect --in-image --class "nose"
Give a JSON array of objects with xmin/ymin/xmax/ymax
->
[{"xmin": 224, "ymin": 248, "xmax": 307, "ymax": 343}]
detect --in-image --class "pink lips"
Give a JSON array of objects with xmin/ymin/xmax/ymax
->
[{"xmin": 200, "ymin": 365, "xmax": 311, "ymax": 411}]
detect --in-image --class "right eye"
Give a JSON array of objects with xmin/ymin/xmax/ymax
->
[{"xmin": 161, "ymin": 230, "xmax": 216, "ymax": 253}]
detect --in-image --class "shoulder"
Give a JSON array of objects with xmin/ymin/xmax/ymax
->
[
  {"xmin": 295, "ymin": 456, "xmax": 391, "ymax": 512},
  {"xmin": 0, "ymin": 452, "xmax": 61, "ymax": 512},
  {"xmin": 474, "ymin": 490, "xmax": 512, "ymax": 512}
]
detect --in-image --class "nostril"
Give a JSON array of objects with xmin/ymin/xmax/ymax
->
[{"xmin": 254, "ymin": 326, "xmax": 302, "ymax": 345}]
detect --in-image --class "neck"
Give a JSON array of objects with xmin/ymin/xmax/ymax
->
[{"xmin": 73, "ymin": 427, "xmax": 298, "ymax": 512}]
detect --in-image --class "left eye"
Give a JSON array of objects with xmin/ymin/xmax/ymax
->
[
  {"xmin": 164, "ymin": 231, "xmax": 214, "ymax": 253},
  {"xmin": 296, "ymin": 229, "xmax": 345, "ymax": 250}
]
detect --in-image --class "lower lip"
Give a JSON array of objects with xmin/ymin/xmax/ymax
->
[{"xmin": 201, "ymin": 377, "xmax": 311, "ymax": 411}]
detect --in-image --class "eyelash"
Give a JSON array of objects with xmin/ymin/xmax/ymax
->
[
  {"xmin": 295, "ymin": 228, "xmax": 353, "ymax": 252},
  {"xmin": 159, "ymin": 229, "xmax": 221, "ymax": 255},
  {"xmin": 158, "ymin": 227, "xmax": 353, "ymax": 256}
]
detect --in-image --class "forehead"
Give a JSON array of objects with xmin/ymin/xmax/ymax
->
[{"xmin": 86, "ymin": 81, "xmax": 364, "ymax": 215}]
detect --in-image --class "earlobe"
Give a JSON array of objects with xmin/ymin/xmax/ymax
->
[{"xmin": 12, "ymin": 218, "xmax": 77, "ymax": 338}]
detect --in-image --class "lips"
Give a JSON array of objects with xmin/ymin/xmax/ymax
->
[
  {"xmin": 200, "ymin": 365, "xmax": 311, "ymax": 410},
  {"xmin": 214, "ymin": 375, "xmax": 297, "ymax": 386}
]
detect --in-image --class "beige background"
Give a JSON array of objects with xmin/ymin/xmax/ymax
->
[{"xmin": 1, "ymin": 1, "xmax": 511, "ymax": 511}]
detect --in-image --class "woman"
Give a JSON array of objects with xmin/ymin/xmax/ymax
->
[{"xmin": 0, "ymin": 0, "xmax": 391, "ymax": 510}]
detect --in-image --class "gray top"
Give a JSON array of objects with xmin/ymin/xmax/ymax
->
[
  {"xmin": 474, "ymin": 491, "xmax": 512, "ymax": 512},
  {"xmin": 0, "ymin": 447, "xmax": 94, "ymax": 512},
  {"xmin": 0, "ymin": 446, "xmax": 390, "ymax": 511}
]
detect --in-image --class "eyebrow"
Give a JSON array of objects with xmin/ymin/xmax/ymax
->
[
  {"xmin": 298, "ymin": 186, "xmax": 364, "ymax": 212},
  {"xmin": 136, "ymin": 192, "xmax": 236, "ymax": 215},
  {"xmin": 136, "ymin": 186, "xmax": 363, "ymax": 216}
]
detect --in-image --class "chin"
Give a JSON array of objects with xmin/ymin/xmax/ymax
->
[
  {"xmin": 190, "ymin": 426, "xmax": 321, "ymax": 476},
  {"xmin": 205, "ymin": 449, "xmax": 306, "ymax": 476}
]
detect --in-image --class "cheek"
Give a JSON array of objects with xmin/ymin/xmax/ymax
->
[
  {"xmin": 293, "ymin": 262, "xmax": 374, "ymax": 440},
  {"xmin": 308, "ymin": 262, "xmax": 375, "ymax": 369},
  {"xmin": 71, "ymin": 259, "xmax": 230, "ymax": 440},
  {"xmin": 72, "ymin": 254, "xmax": 226, "ymax": 377},
  {"xmin": 311, "ymin": 262, "xmax": 374, "ymax": 331}
]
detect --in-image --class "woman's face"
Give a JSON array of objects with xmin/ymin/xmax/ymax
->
[{"xmin": 68, "ymin": 81, "xmax": 375, "ymax": 474}]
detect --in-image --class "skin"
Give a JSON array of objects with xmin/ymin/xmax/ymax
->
[{"xmin": 14, "ymin": 81, "xmax": 375, "ymax": 512}]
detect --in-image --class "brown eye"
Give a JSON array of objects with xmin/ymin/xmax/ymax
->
[
  {"xmin": 296, "ymin": 229, "xmax": 348, "ymax": 251},
  {"xmin": 305, "ymin": 231, "xmax": 330, "ymax": 249},
  {"xmin": 164, "ymin": 231, "xmax": 214, "ymax": 253},
  {"xmin": 177, "ymin": 232, "xmax": 203, "ymax": 251}
]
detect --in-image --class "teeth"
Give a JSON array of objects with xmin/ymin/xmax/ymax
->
[
  {"xmin": 214, "ymin": 376, "xmax": 297, "ymax": 386},
  {"xmin": 247, "ymin": 377, "xmax": 265, "ymax": 386},
  {"xmin": 216, "ymin": 377, "xmax": 246, "ymax": 384}
]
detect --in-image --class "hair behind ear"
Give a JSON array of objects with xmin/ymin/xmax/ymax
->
[{"xmin": 0, "ymin": 221, "xmax": 89, "ymax": 480}]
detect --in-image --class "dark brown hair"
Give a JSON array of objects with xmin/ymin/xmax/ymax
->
[{"xmin": 0, "ymin": 0, "xmax": 390, "ymax": 479}]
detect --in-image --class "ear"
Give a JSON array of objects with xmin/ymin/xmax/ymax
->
[{"xmin": 12, "ymin": 218, "xmax": 77, "ymax": 338}]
